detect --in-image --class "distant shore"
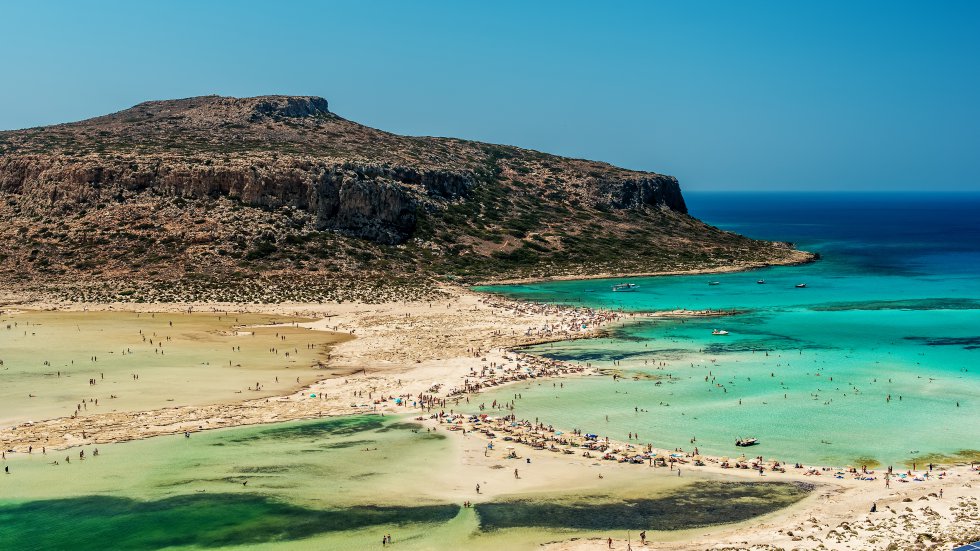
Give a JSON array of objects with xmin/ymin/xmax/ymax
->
[{"xmin": 474, "ymin": 248, "xmax": 816, "ymax": 286}]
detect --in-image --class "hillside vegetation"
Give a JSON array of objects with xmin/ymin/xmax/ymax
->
[{"xmin": 0, "ymin": 95, "xmax": 810, "ymax": 303}]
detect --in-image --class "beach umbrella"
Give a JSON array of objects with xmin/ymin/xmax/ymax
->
[
  {"xmin": 737, "ymin": 454, "xmax": 747, "ymax": 462},
  {"xmin": 693, "ymin": 455, "xmax": 703, "ymax": 461},
  {"xmin": 720, "ymin": 457, "xmax": 730, "ymax": 463}
]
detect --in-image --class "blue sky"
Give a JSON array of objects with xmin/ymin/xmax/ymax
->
[{"xmin": 2, "ymin": 1, "xmax": 978, "ymax": 191}]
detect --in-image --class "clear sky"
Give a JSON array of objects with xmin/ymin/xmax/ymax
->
[{"xmin": 2, "ymin": 1, "xmax": 979, "ymax": 191}]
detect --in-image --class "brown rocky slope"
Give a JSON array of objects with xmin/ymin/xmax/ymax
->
[{"xmin": 0, "ymin": 95, "xmax": 810, "ymax": 302}]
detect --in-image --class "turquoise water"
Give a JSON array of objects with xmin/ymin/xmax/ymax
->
[
  {"xmin": 0, "ymin": 415, "xmax": 468, "ymax": 550},
  {"xmin": 0, "ymin": 415, "xmax": 808, "ymax": 550},
  {"xmin": 474, "ymin": 193, "xmax": 980, "ymax": 466}
]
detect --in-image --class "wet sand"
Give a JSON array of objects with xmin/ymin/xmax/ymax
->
[{"xmin": 0, "ymin": 310, "xmax": 349, "ymax": 426}]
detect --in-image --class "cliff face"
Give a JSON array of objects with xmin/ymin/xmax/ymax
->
[
  {"xmin": 0, "ymin": 95, "xmax": 806, "ymax": 301},
  {"xmin": 0, "ymin": 96, "xmax": 687, "ymax": 244},
  {"xmin": 0, "ymin": 155, "xmax": 479, "ymax": 244},
  {"xmin": 309, "ymin": 165, "xmax": 475, "ymax": 244},
  {"xmin": 0, "ymin": 154, "xmax": 686, "ymax": 245},
  {"xmin": 593, "ymin": 174, "xmax": 687, "ymax": 213}
]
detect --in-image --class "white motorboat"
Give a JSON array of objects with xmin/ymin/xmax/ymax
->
[{"xmin": 611, "ymin": 283, "xmax": 638, "ymax": 292}]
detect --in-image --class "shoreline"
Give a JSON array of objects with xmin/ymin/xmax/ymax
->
[
  {"xmin": 472, "ymin": 248, "xmax": 816, "ymax": 286},
  {"xmin": 2, "ymin": 277, "xmax": 978, "ymax": 550},
  {"xmin": 0, "ymin": 289, "xmax": 625, "ymax": 453},
  {"xmin": 418, "ymin": 408, "xmax": 979, "ymax": 550},
  {"xmin": 0, "ymin": 284, "xmax": 969, "ymax": 467}
]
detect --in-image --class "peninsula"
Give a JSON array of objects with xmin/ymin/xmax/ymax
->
[{"xmin": 0, "ymin": 95, "xmax": 809, "ymax": 303}]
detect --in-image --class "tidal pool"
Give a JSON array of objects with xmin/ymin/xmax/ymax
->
[{"xmin": 0, "ymin": 415, "xmax": 811, "ymax": 550}]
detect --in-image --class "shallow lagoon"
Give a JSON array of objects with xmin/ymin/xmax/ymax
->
[
  {"xmin": 0, "ymin": 415, "xmax": 810, "ymax": 550},
  {"xmin": 474, "ymin": 193, "xmax": 980, "ymax": 467},
  {"xmin": 0, "ymin": 311, "xmax": 348, "ymax": 426}
]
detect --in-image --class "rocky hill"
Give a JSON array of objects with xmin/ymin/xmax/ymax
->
[{"xmin": 0, "ymin": 95, "xmax": 810, "ymax": 303}]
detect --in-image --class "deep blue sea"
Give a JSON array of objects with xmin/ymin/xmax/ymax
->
[
  {"xmin": 474, "ymin": 193, "xmax": 980, "ymax": 466},
  {"xmin": 691, "ymin": 192, "xmax": 980, "ymax": 281}
]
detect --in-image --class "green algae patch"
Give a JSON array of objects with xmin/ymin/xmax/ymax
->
[
  {"xmin": 907, "ymin": 449, "xmax": 980, "ymax": 467},
  {"xmin": 851, "ymin": 457, "xmax": 882, "ymax": 469},
  {"xmin": 0, "ymin": 494, "xmax": 459, "ymax": 550},
  {"xmin": 235, "ymin": 465, "xmax": 297, "ymax": 474},
  {"xmin": 375, "ymin": 421, "xmax": 425, "ymax": 432},
  {"xmin": 223, "ymin": 415, "xmax": 385, "ymax": 444},
  {"xmin": 475, "ymin": 481, "xmax": 811, "ymax": 532},
  {"xmin": 597, "ymin": 368, "xmax": 673, "ymax": 381},
  {"xmin": 811, "ymin": 298, "xmax": 980, "ymax": 312},
  {"xmin": 318, "ymin": 438, "xmax": 377, "ymax": 449}
]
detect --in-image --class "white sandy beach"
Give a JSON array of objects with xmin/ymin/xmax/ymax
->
[{"xmin": 1, "ymin": 286, "xmax": 977, "ymax": 550}]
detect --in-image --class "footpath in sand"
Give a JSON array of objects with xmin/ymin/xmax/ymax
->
[{"xmin": 1, "ymin": 287, "xmax": 977, "ymax": 550}]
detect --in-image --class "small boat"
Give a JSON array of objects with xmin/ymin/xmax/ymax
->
[
  {"xmin": 612, "ymin": 283, "xmax": 638, "ymax": 292},
  {"xmin": 795, "ymin": 283, "xmax": 807, "ymax": 288},
  {"xmin": 711, "ymin": 329, "xmax": 729, "ymax": 335},
  {"xmin": 708, "ymin": 281, "xmax": 721, "ymax": 286},
  {"xmin": 735, "ymin": 437, "xmax": 759, "ymax": 447},
  {"xmin": 757, "ymin": 279, "xmax": 766, "ymax": 284}
]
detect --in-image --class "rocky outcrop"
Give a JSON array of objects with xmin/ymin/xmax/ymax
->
[
  {"xmin": 593, "ymin": 174, "xmax": 687, "ymax": 213},
  {"xmin": 0, "ymin": 151, "xmax": 690, "ymax": 244},
  {"xmin": 0, "ymin": 95, "xmax": 696, "ymax": 243},
  {"xmin": 0, "ymin": 155, "xmax": 478, "ymax": 244},
  {"xmin": 250, "ymin": 96, "xmax": 331, "ymax": 120},
  {"xmin": 0, "ymin": 94, "xmax": 812, "ymax": 295},
  {"xmin": 310, "ymin": 165, "xmax": 475, "ymax": 244}
]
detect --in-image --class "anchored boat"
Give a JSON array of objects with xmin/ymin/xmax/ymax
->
[{"xmin": 611, "ymin": 283, "xmax": 638, "ymax": 292}]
